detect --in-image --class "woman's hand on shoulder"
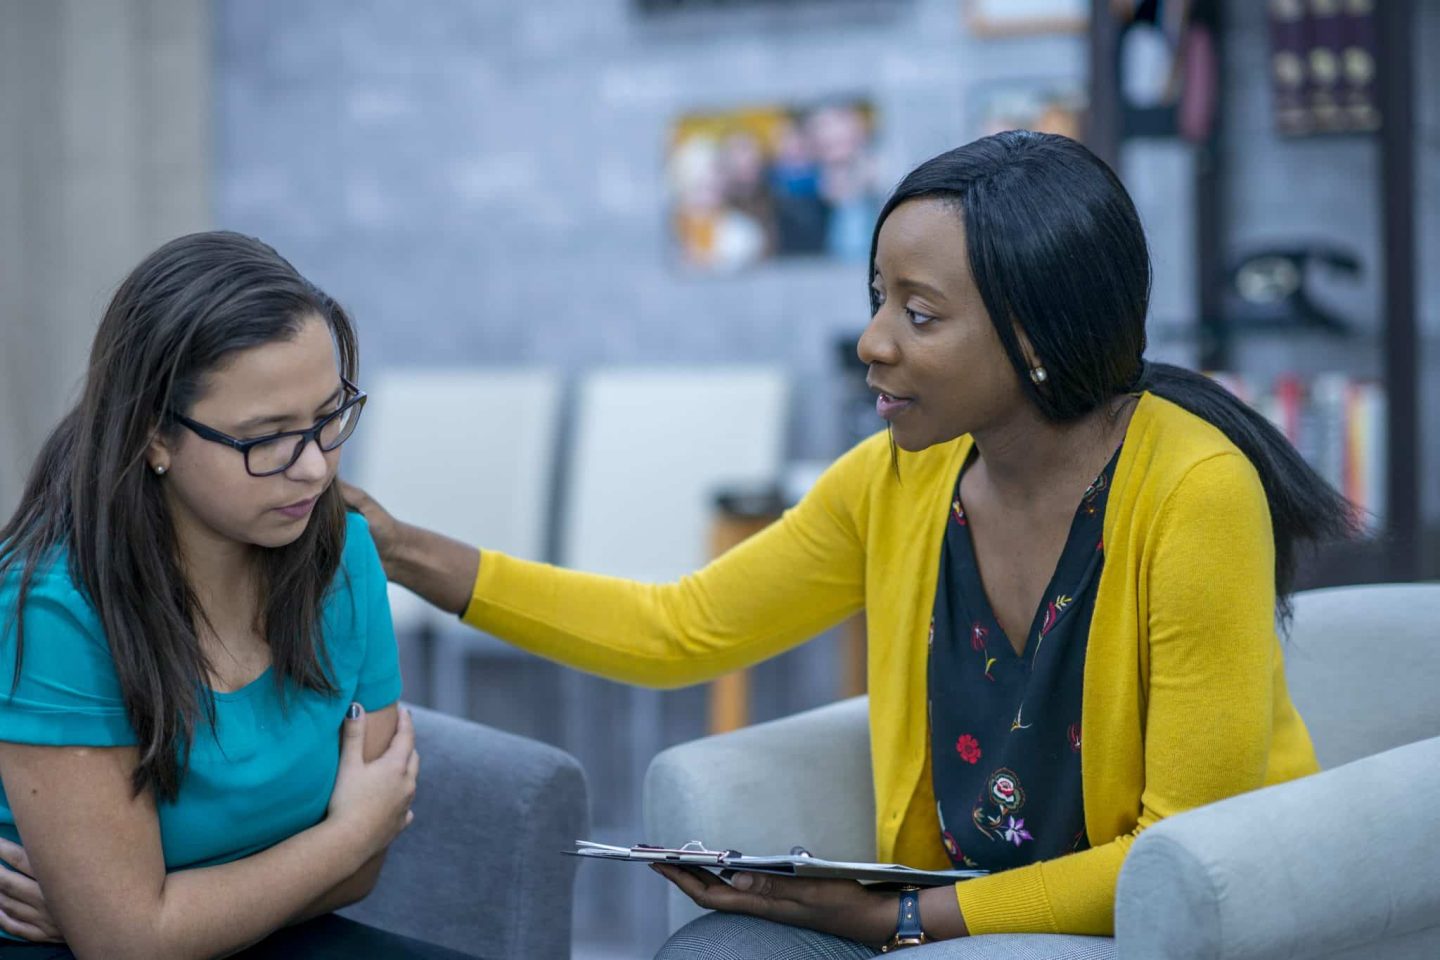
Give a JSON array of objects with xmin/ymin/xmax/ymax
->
[
  {"xmin": 339, "ymin": 481, "xmax": 403, "ymax": 575},
  {"xmin": 651, "ymin": 865, "xmax": 897, "ymax": 946},
  {"xmin": 326, "ymin": 703, "xmax": 418, "ymax": 861},
  {"xmin": 0, "ymin": 838, "xmax": 62, "ymax": 943},
  {"xmin": 340, "ymin": 480, "xmax": 481, "ymax": 618}
]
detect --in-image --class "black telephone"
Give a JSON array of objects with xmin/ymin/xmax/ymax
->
[{"xmin": 1224, "ymin": 244, "xmax": 1363, "ymax": 335}]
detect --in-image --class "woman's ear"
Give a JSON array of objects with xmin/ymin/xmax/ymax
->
[
  {"xmin": 1012, "ymin": 322, "xmax": 1045, "ymax": 377},
  {"xmin": 146, "ymin": 426, "xmax": 173, "ymax": 477}
]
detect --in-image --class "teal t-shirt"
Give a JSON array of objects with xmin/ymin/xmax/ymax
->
[{"xmin": 0, "ymin": 512, "xmax": 402, "ymax": 895}]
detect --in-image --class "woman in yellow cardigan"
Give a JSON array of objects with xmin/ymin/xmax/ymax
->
[{"xmin": 345, "ymin": 132, "xmax": 1350, "ymax": 957}]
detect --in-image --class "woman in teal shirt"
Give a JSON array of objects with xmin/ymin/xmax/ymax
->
[{"xmin": 0, "ymin": 232, "xmax": 472, "ymax": 958}]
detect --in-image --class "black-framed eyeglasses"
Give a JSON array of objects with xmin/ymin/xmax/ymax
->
[{"xmin": 170, "ymin": 377, "xmax": 368, "ymax": 478}]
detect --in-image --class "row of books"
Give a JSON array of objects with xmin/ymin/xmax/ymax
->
[
  {"xmin": 1268, "ymin": 1, "xmax": 1380, "ymax": 137},
  {"xmin": 1210, "ymin": 372, "xmax": 1386, "ymax": 531}
]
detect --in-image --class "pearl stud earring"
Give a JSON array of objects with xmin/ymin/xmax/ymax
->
[{"xmin": 1029, "ymin": 366, "xmax": 1048, "ymax": 385}]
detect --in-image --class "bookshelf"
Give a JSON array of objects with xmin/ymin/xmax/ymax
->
[{"xmin": 1087, "ymin": 0, "xmax": 1432, "ymax": 586}]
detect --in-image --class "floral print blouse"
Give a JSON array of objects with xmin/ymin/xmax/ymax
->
[{"xmin": 928, "ymin": 444, "xmax": 1121, "ymax": 872}]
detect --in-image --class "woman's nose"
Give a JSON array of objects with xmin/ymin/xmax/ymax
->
[
  {"xmin": 857, "ymin": 310, "xmax": 898, "ymax": 367},
  {"xmin": 286, "ymin": 436, "xmax": 330, "ymax": 481}
]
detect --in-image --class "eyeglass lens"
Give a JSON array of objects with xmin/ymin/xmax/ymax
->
[{"xmin": 245, "ymin": 402, "xmax": 362, "ymax": 476}]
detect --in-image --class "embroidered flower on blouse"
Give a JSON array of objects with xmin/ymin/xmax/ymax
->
[
  {"xmin": 988, "ymin": 769, "xmax": 1025, "ymax": 813},
  {"xmin": 955, "ymin": 734, "xmax": 982, "ymax": 764},
  {"xmin": 942, "ymin": 831, "xmax": 961, "ymax": 860},
  {"xmin": 952, "ymin": 497, "xmax": 966, "ymax": 525},
  {"xmin": 1039, "ymin": 595, "xmax": 1073, "ymax": 637},
  {"xmin": 1067, "ymin": 721, "xmax": 1082, "ymax": 753},
  {"xmin": 972, "ymin": 624, "xmax": 996, "ymax": 679},
  {"xmin": 1003, "ymin": 816, "xmax": 1033, "ymax": 846}
]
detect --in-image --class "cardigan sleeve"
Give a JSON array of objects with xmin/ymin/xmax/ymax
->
[
  {"xmin": 459, "ymin": 435, "xmax": 882, "ymax": 688},
  {"xmin": 955, "ymin": 451, "xmax": 1282, "ymax": 935}
]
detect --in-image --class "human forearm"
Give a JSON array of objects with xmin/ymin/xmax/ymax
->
[
  {"xmin": 283, "ymin": 704, "xmax": 405, "ymax": 928},
  {"xmin": 388, "ymin": 520, "xmax": 480, "ymax": 617},
  {"xmin": 818, "ymin": 883, "xmax": 968, "ymax": 945},
  {"xmin": 344, "ymin": 446, "xmax": 869, "ymax": 680},
  {"xmin": 287, "ymin": 849, "xmax": 388, "ymax": 927},
  {"xmin": 830, "ymin": 884, "xmax": 968, "ymax": 944},
  {"xmin": 339, "ymin": 482, "xmax": 479, "ymax": 616},
  {"xmin": 652, "ymin": 868, "xmax": 969, "ymax": 947},
  {"xmin": 919, "ymin": 885, "xmax": 969, "ymax": 940},
  {"xmin": 464, "ymin": 525, "xmax": 862, "ymax": 688},
  {"xmin": 130, "ymin": 819, "xmax": 373, "ymax": 960}
]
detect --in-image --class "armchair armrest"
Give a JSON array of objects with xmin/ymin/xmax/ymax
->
[
  {"xmin": 643, "ymin": 696, "xmax": 874, "ymax": 933},
  {"xmin": 342, "ymin": 704, "xmax": 589, "ymax": 960},
  {"xmin": 1116, "ymin": 734, "xmax": 1440, "ymax": 960}
]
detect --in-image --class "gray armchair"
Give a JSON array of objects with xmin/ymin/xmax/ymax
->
[
  {"xmin": 644, "ymin": 584, "xmax": 1440, "ymax": 959},
  {"xmin": 343, "ymin": 704, "xmax": 589, "ymax": 959}
]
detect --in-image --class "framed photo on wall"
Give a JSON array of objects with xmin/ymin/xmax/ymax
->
[
  {"xmin": 666, "ymin": 99, "xmax": 881, "ymax": 273},
  {"xmin": 965, "ymin": 0, "xmax": 1088, "ymax": 37}
]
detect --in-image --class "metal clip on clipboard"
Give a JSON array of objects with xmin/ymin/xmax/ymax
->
[
  {"xmin": 569, "ymin": 839, "xmax": 987, "ymax": 886},
  {"xmin": 630, "ymin": 840, "xmax": 742, "ymax": 863},
  {"xmin": 571, "ymin": 839, "xmax": 732, "ymax": 866}
]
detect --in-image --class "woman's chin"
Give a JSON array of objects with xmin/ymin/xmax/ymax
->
[
  {"xmin": 889, "ymin": 422, "xmax": 959, "ymax": 453},
  {"xmin": 247, "ymin": 516, "xmax": 313, "ymax": 549}
]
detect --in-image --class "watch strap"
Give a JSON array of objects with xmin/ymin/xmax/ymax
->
[{"xmin": 881, "ymin": 886, "xmax": 928, "ymax": 952}]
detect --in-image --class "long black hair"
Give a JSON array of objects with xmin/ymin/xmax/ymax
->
[
  {"xmin": 1, "ymin": 231, "xmax": 356, "ymax": 801},
  {"xmin": 871, "ymin": 131, "xmax": 1355, "ymax": 617}
]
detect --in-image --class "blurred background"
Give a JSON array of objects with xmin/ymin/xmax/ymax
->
[{"xmin": 0, "ymin": 0, "xmax": 1436, "ymax": 956}]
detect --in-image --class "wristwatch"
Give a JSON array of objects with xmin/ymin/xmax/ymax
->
[{"xmin": 880, "ymin": 886, "xmax": 930, "ymax": 952}]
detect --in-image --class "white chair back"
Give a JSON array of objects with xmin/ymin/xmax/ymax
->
[
  {"xmin": 1285, "ymin": 582, "xmax": 1440, "ymax": 768},
  {"xmin": 561, "ymin": 366, "xmax": 789, "ymax": 580},
  {"xmin": 354, "ymin": 368, "xmax": 563, "ymax": 635}
]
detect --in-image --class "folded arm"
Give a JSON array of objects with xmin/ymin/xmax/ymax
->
[
  {"xmin": 0, "ymin": 704, "xmax": 408, "ymax": 959},
  {"xmin": 286, "ymin": 703, "xmax": 400, "ymax": 925}
]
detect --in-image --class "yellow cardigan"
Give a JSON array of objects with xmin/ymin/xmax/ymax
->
[{"xmin": 462, "ymin": 392, "xmax": 1319, "ymax": 935}]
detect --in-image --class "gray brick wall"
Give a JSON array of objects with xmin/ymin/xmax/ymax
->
[{"xmin": 214, "ymin": 0, "xmax": 1086, "ymax": 463}]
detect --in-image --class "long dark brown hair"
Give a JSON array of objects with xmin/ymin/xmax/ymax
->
[{"xmin": 1, "ymin": 231, "xmax": 357, "ymax": 801}]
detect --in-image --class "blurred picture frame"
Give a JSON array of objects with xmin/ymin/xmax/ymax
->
[
  {"xmin": 666, "ymin": 99, "xmax": 881, "ymax": 273},
  {"xmin": 970, "ymin": 77, "xmax": 1087, "ymax": 142},
  {"xmin": 965, "ymin": 0, "xmax": 1088, "ymax": 37}
]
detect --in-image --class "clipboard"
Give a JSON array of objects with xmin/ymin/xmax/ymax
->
[{"xmin": 568, "ymin": 840, "xmax": 987, "ymax": 887}]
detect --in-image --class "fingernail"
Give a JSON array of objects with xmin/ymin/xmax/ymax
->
[
  {"xmin": 347, "ymin": 703, "xmax": 361, "ymax": 719},
  {"xmin": 732, "ymin": 873, "xmax": 753, "ymax": 890}
]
